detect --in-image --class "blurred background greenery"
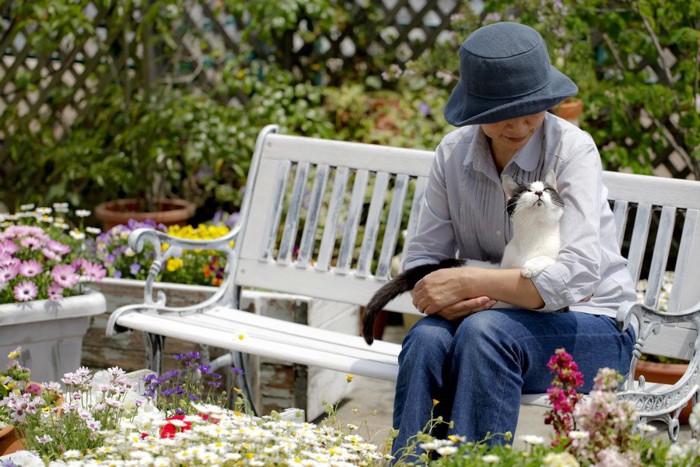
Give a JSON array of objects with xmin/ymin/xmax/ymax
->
[{"xmin": 0, "ymin": 0, "xmax": 697, "ymax": 223}]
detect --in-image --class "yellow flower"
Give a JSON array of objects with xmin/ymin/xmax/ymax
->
[
  {"xmin": 432, "ymin": 399, "xmax": 440, "ymax": 406},
  {"xmin": 346, "ymin": 374, "xmax": 355, "ymax": 383},
  {"xmin": 7, "ymin": 349, "xmax": 20, "ymax": 360},
  {"xmin": 166, "ymin": 258, "xmax": 184, "ymax": 272}
]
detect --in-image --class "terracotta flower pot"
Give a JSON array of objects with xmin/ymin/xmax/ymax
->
[
  {"xmin": 552, "ymin": 98, "xmax": 584, "ymax": 127},
  {"xmin": 94, "ymin": 198, "xmax": 196, "ymax": 231},
  {"xmin": 0, "ymin": 425, "xmax": 22, "ymax": 455},
  {"xmin": 634, "ymin": 359, "xmax": 692, "ymax": 424}
]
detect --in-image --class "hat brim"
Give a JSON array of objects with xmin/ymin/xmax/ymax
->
[{"xmin": 444, "ymin": 66, "xmax": 578, "ymax": 126}]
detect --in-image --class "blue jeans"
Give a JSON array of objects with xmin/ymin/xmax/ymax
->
[{"xmin": 391, "ymin": 309, "xmax": 635, "ymax": 461}]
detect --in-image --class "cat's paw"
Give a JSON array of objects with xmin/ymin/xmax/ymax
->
[{"xmin": 521, "ymin": 256, "xmax": 556, "ymax": 278}]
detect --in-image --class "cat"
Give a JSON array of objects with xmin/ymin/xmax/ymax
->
[{"xmin": 362, "ymin": 170, "xmax": 564, "ymax": 345}]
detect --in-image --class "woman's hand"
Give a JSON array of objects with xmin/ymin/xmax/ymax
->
[{"xmin": 411, "ymin": 267, "xmax": 495, "ymax": 320}]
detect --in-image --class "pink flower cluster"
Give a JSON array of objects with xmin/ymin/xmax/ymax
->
[
  {"xmin": 570, "ymin": 367, "xmax": 639, "ymax": 465},
  {"xmin": 545, "ymin": 348, "xmax": 584, "ymax": 447},
  {"xmin": 0, "ymin": 225, "xmax": 105, "ymax": 304}
]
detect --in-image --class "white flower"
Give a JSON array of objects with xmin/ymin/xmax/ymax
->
[
  {"xmin": 690, "ymin": 403, "xmax": 700, "ymax": 433},
  {"xmin": 520, "ymin": 434, "xmax": 545, "ymax": 445},
  {"xmin": 637, "ymin": 422, "xmax": 658, "ymax": 434},
  {"xmin": 482, "ymin": 454, "xmax": 500, "ymax": 463},
  {"xmin": 543, "ymin": 451, "xmax": 580, "ymax": 467},
  {"xmin": 436, "ymin": 446, "xmax": 458, "ymax": 456},
  {"xmin": 568, "ymin": 430, "xmax": 590, "ymax": 440}
]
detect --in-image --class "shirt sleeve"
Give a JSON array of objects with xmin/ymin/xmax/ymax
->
[
  {"xmin": 531, "ymin": 134, "xmax": 604, "ymax": 310},
  {"xmin": 403, "ymin": 143, "xmax": 458, "ymax": 270}
]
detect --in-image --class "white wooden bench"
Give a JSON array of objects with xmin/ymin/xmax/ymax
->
[{"xmin": 107, "ymin": 124, "xmax": 700, "ymax": 440}]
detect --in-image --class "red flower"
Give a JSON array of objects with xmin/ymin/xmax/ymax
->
[{"xmin": 159, "ymin": 414, "xmax": 192, "ymax": 439}]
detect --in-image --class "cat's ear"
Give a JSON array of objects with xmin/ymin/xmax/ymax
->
[
  {"xmin": 544, "ymin": 170, "xmax": 557, "ymax": 189},
  {"xmin": 502, "ymin": 175, "xmax": 520, "ymax": 199}
]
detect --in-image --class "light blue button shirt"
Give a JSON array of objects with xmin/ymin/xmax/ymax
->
[{"xmin": 404, "ymin": 113, "xmax": 637, "ymax": 318}]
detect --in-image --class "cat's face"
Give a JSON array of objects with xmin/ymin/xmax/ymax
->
[{"xmin": 504, "ymin": 173, "xmax": 564, "ymax": 225}]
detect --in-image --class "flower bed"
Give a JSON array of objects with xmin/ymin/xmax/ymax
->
[{"xmin": 2, "ymin": 347, "xmax": 700, "ymax": 466}]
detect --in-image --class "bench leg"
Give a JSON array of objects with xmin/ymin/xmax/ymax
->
[{"xmin": 144, "ymin": 332, "xmax": 165, "ymax": 375}]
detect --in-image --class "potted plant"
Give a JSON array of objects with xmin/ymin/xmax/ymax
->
[
  {"xmin": 54, "ymin": 85, "xmax": 232, "ymax": 230},
  {"xmin": 0, "ymin": 204, "xmax": 107, "ymax": 382}
]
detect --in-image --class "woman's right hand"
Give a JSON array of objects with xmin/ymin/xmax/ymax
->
[{"xmin": 429, "ymin": 296, "xmax": 497, "ymax": 321}]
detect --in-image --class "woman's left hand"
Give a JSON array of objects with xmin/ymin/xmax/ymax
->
[{"xmin": 412, "ymin": 267, "xmax": 480, "ymax": 315}]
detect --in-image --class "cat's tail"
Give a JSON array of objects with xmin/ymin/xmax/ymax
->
[
  {"xmin": 362, "ymin": 272, "xmax": 412, "ymax": 345},
  {"xmin": 362, "ymin": 261, "xmax": 460, "ymax": 345}
]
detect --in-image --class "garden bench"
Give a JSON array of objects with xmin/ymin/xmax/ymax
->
[{"xmin": 107, "ymin": 124, "xmax": 700, "ymax": 440}]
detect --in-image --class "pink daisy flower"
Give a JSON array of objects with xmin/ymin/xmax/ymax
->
[
  {"xmin": 19, "ymin": 260, "xmax": 43, "ymax": 278},
  {"xmin": 0, "ymin": 265, "xmax": 19, "ymax": 283},
  {"xmin": 20, "ymin": 236, "xmax": 42, "ymax": 251},
  {"xmin": 80, "ymin": 261, "xmax": 106, "ymax": 281},
  {"xmin": 42, "ymin": 248, "xmax": 59, "ymax": 261},
  {"xmin": 47, "ymin": 283, "xmax": 64, "ymax": 301},
  {"xmin": 47, "ymin": 240, "xmax": 71, "ymax": 255},
  {"xmin": 0, "ymin": 240, "xmax": 18, "ymax": 255},
  {"xmin": 13, "ymin": 281, "xmax": 38, "ymax": 302},
  {"xmin": 51, "ymin": 264, "xmax": 79, "ymax": 289}
]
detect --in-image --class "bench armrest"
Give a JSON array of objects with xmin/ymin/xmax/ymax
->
[
  {"xmin": 616, "ymin": 298, "xmax": 700, "ymax": 394},
  {"xmin": 106, "ymin": 225, "xmax": 241, "ymax": 336}
]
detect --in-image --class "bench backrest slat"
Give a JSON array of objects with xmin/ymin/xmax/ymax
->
[
  {"xmin": 235, "ymin": 128, "xmax": 700, "ymax": 359},
  {"xmin": 357, "ymin": 171, "xmax": 390, "ymax": 278},
  {"xmin": 317, "ymin": 166, "xmax": 350, "ymax": 272}
]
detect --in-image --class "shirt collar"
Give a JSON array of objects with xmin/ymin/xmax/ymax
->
[{"xmin": 467, "ymin": 120, "xmax": 546, "ymax": 177}]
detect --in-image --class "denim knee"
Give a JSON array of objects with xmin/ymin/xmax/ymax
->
[
  {"xmin": 399, "ymin": 316, "xmax": 455, "ymax": 366},
  {"xmin": 452, "ymin": 310, "xmax": 511, "ymax": 355}
]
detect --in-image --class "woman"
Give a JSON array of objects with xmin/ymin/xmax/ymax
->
[{"xmin": 391, "ymin": 22, "xmax": 637, "ymax": 461}]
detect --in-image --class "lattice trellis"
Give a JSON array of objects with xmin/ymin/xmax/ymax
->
[{"xmin": 0, "ymin": 0, "xmax": 149, "ymax": 155}]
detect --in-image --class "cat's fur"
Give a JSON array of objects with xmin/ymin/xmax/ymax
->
[{"xmin": 362, "ymin": 171, "xmax": 564, "ymax": 345}]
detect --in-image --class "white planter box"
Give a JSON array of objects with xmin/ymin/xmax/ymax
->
[{"xmin": 0, "ymin": 289, "xmax": 107, "ymax": 383}]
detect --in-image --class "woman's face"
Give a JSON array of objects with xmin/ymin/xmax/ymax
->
[{"xmin": 481, "ymin": 111, "xmax": 547, "ymax": 161}]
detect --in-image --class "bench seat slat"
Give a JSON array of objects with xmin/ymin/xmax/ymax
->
[{"xmin": 115, "ymin": 309, "xmax": 400, "ymax": 381}]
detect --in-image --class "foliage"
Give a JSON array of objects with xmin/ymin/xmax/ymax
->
[
  {"xmin": 0, "ymin": 204, "xmax": 105, "ymax": 304},
  {"xmin": 476, "ymin": 0, "xmax": 700, "ymax": 177},
  {"xmin": 86, "ymin": 214, "xmax": 234, "ymax": 286},
  {"xmin": 49, "ymin": 84, "xmax": 248, "ymax": 214}
]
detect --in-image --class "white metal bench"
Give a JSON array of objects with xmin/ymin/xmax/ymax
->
[{"xmin": 107, "ymin": 124, "xmax": 700, "ymax": 440}]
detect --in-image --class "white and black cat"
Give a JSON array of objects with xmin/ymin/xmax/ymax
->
[{"xmin": 362, "ymin": 170, "xmax": 564, "ymax": 345}]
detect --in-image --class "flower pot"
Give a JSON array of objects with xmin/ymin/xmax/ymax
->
[
  {"xmin": 634, "ymin": 359, "xmax": 692, "ymax": 424},
  {"xmin": 94, "ymin": 198, "xmax": 196, "ymax": 231},
  {"xmin": 0, "ymin": 425, "xmax": 22, "ymax": 455},
  {"xmin": 552, "ymin": 98, "xmax": 584, "ymax": 127},
  {"xmin": 0, "ymin": 290, "xmax": 107, "ymax": 383}
]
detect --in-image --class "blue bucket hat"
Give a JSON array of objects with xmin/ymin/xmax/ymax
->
[{"xmin": 444, "ymin": 22, "xmax": 578, "ymax": 126}]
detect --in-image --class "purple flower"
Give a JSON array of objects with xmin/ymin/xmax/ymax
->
[
  {"xmin": 19, "ymin": 260, "xmax": 43, "ymax": 277},
  {"xmin": 129, "ymin": 263, "xmax": 141, "ymax": 276},
  {"xmin": 13, "ymin": 281, "xmax": 38, "ymax": 301},
  {"xmin": 51, "ymin": 264, "xmax": 79, "ymax": 288},
  {"xmin": 418, "ymin": 101, "xmax": 431, "ymax": 117}
]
